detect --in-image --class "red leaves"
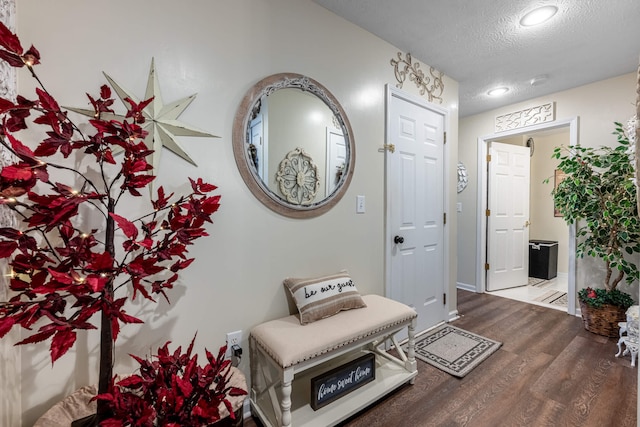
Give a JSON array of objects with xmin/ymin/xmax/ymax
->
[
  {"xmin": 124, "ymin": 97, "xmax": 153, "ymax": 124},
  {"xmin": 17, "ymin": 328, "xmax": 56, "ymax": 345},
  {"xmin": 0, "ymin": 317, "xmax": 16, "ymax": 338},
  {"xmin": 0, "ymin": 21, "xmax": 23, "ymax": 54},
  {"xmin": 0, "ymin": 48, "xmax": 24, "ymax": 67},
  {"xmin": 189, "ymin": 177, "xmax": 217, "ymax": 194},
  {"xmin": 88, "ymin": 251, "xmax": 115, "ymax": 272},
  {"xmin": 36, "ymin": 87, "xmax": 59, "ymax": 112},
  {"xmin": 0, "ymin": 241, "xmax": 18, "ymax": 258},
  {"xmin": 0, "ymin": 22, "xmax": 40, "ymax": 68},
  {"xmin": 8, "ymin": 133, "xmax": 35, "ymax": 160},
  {"xmin": 152, "ymin": 187, "xmax": 173, "ymax": 211},
  {"xmin": 87, "ymin": 85, "xmax": 115, "ymax": 116},
  {"xmin": 97, "ymin": 338, "xmax": 247, "ymax": 426},
  {"xmin": 22, "ymin": 45, "xmax": 40, "ymax": 66},
  {"xmin": 1, "ymin": 164, "xmax": 33, "ymax": 180},
  {"xmin": 0, "ymin": 25, "xmax": 226, "ymax": 419},
  {"xmin": 50, "ymin": 328, "xmax": 77, "ymax": 364},
  {"xmin": 110, "ymin": 213, "xmax": 139, "ymax": 240}
]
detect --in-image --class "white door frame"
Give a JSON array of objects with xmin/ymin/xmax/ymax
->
[
  {"xmin": 384, "ymin": 85, "xmax": 451, "ymax": 322},
  {"xmin": 475, "ymin": 117, "xmax": 579, "ymax": 315}
]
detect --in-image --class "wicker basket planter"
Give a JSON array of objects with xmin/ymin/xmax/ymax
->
[{"xmin": 579, "ymin": 299, "xmax": 627, "ymax": 337}]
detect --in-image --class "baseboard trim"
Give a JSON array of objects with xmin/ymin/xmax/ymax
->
[
  {"xmin": 448, "ymin": 310, "xmax": 460, "ymax": 322},
  {"xmin": 456, "ymin": 282, "xmax": 476, "ymax": 292}
]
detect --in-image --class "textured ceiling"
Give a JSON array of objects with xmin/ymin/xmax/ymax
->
[{"xmin": 313, "ymin": 0, "xmax": 640, "ymax": 117}]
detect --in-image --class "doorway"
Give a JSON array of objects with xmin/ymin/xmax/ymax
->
[{"xmin": 476, "ymin": 117, "xmax": 578, "ymax": 315}]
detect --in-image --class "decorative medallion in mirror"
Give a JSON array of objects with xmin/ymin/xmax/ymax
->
[
  {"xmin": 233, "ymin": 73, "xmax": 355, "ymax": 218},
  {"xmin": 276, "ymin": 147, "xmax": 320, "ymax": 205},
  {"xmin": 457, "ymin": 162, "xmax": 468, "ymax": 193}
]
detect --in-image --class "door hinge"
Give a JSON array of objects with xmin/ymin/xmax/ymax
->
[
  {"xmin": 443, "ymin": 212, "xmax": 447, "ymax": 225},
  {"xmin": 485, "ymin": 263, "xmax": 490, "ymax": 271},
  {"xmin": 486, "ymin": 154, "xmax": 492, "ymax": 162},
  {"xmin": 443, "ymin": 132, "xmax": 447, "ymax": 144},
  {"xmin": 443, "ymin": 293, "xmax": 446, "ymax": 305},
  {"xmin": 486, "ymin": 209, "xmax": 491, "ymax": 216}
]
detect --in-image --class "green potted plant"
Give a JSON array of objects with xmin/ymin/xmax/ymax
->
[{"xmin": 552, "ymin": 122, "xmax": 639, "ymax": 337}]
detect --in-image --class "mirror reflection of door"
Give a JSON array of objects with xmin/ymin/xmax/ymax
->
[
  {"xmin": 249, "ymin": 112, "xmax": 267, "ymax": 182},
  {"xmin": 326, "ymin": 128, "xmax": 346, "ymax": 197}
]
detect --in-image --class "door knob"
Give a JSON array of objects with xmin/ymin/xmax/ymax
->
[
  {"xmin": 394, "ymin": 235, "xmax": 404, "ymax": 244},
  {"xmin": 524, "ymin": 220, "xmax": 531, "ymax": 227}
]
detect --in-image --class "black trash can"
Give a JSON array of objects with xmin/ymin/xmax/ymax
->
[{"xmin": 529, "ymin": 240, "xmax": 558, "ymax": 280}]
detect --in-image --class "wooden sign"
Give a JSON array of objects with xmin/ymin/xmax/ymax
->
[{"xmin": 310, "ymin": 353, "xmax": 375, "ymax": 410}]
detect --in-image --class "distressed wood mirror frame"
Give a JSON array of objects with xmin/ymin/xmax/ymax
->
[{"xmin": 232, "ymin": 73, "xmax": 355, "ymax": 219}]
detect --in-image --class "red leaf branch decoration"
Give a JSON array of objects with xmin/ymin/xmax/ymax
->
[
  {"xmin": 0, "ymin": 21, "xmax": 222, "ymax": 425},
  {"xmin": 96, "ymin": 336, "xmax": 247, "ymax": 426}
]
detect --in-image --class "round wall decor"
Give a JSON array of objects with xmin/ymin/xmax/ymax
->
[{"xmin": 275, "ymin": 147, "xmax": 320, "ymax": 205}]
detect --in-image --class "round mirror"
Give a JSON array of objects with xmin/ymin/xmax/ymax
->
[{"xmin": 233, "ymin": 73, "xmax": 355, "ymax": 218}]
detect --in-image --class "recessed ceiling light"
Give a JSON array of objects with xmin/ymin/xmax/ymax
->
[
  {"xmin": 520, "ymin": 5, "xmax": 558, "ymax": 26},
  {"xmin": 487, "ymin": 87, "xmax": 509, "ymax": 97},
  {"xmin": 530, "ymin": 74, "xmax": 549, "ymax": 86}
]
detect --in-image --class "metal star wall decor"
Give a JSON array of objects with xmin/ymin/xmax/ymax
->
[{"xmin": 67, "ymin": 58, "xmax": 217, "ymax": 173}]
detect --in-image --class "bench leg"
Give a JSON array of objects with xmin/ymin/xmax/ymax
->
[
  {"xmin": 280, "ymin": 368, "xmax": 294, "ymax": 427},
  {"xmin": 407, "ymin": 317, "xmax": 417, "ymax": 384}
]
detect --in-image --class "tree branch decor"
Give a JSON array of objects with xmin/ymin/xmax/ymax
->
[
  {"xmin": 552, "ymin": 123, "xmax": 640, "ymax": 295},
  {"xmin": 0, "ymin": 22, "xmax": 244, "ymax": 425}
]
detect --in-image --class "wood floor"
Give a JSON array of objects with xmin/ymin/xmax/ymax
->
[{"xmin": 245, "ymin": 289, "xmax": 637, "ymax": 427}]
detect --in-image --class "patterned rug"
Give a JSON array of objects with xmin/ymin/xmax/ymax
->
[
  {"xmin": 413, "ymin": 325, "xmax": 502, "ymax": 378},
  {"xmin": 533, "ymin": 290, "xmax": 567, "ymax": 307},
  {"xmin": 528, "ymin": 277, "xmax": 549, "ymax": 287}
]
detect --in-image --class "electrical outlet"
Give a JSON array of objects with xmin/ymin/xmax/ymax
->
[{"xmin": 226, "ymin": 330, "xmax": 242, "ymax": 357}]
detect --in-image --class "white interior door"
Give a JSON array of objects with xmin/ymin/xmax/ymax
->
[
  {"xmin": 249, "ymin": 113, "xmax": 267, "ymax": 182},
  {"xmin": 386, "ymin": 87, "xmax": 446, "ymax": 334},
  {"xmin": 325, "ymin": 127, "xmax": 346, "ymax": 197},
  {"xmin": 486, "ymin": 142, "xmax": 531, "ymax": 291}
]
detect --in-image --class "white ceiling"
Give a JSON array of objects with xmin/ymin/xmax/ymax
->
[{"xmin": 313, "ymin": 0, "xmax": 640, "ymax": 117}]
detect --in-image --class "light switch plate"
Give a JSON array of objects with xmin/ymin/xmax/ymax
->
[{"xmin": 356, "ymin": 195, "xmax": 365, "ymax": 213}]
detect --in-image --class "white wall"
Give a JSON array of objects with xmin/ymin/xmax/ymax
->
[
  {"xmin": 458, "ymin": 73, "xmax": 638, "ymax": 294},
  {"xmin": 528, "ymin": 131, "xmax": 569, "ymax": 274},
  {"xmin": 12, "ymin": 1, "xmax": 459, "ymax": 424}
]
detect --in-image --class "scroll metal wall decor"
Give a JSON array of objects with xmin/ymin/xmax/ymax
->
[
  {"xmin": 390, "ymin": 52, "xmax": 444, "ymax": 104},
  {"xmin": 495, "ymin": 102, "xmax": 555, "ymax": 133}
]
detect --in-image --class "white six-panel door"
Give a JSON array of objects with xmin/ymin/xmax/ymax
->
[
  {"xmin": 486, "ymin": 142, "xmax": 531, "ymax": 291},
  {"xmin": 325, "ymin": 128, "xmax": 346, "ymax": 197},
  {"xmin": 387, "ymin": 88, "xmax": 446, "ymax": 334}
]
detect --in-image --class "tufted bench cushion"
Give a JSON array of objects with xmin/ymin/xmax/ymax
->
[{"xmin": 250, "ymin": 294, "xmax": 417, "ymax": 369}]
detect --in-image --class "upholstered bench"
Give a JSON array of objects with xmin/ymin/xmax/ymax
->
[{"xmin": 249, "ymin": 294, "xmax": 417, "ymax": 427}]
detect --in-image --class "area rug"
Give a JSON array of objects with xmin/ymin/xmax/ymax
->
[
  {"xmin": 413, "ymin": 325, "xmax": 502, "ymax": 378},
  {"xmin": 528, "ymin": 277, "xmax": 549, "ymax": 287},
  {"xmin": 533, "ymin": 290, "xmax": 567, "ymax": 307}
]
